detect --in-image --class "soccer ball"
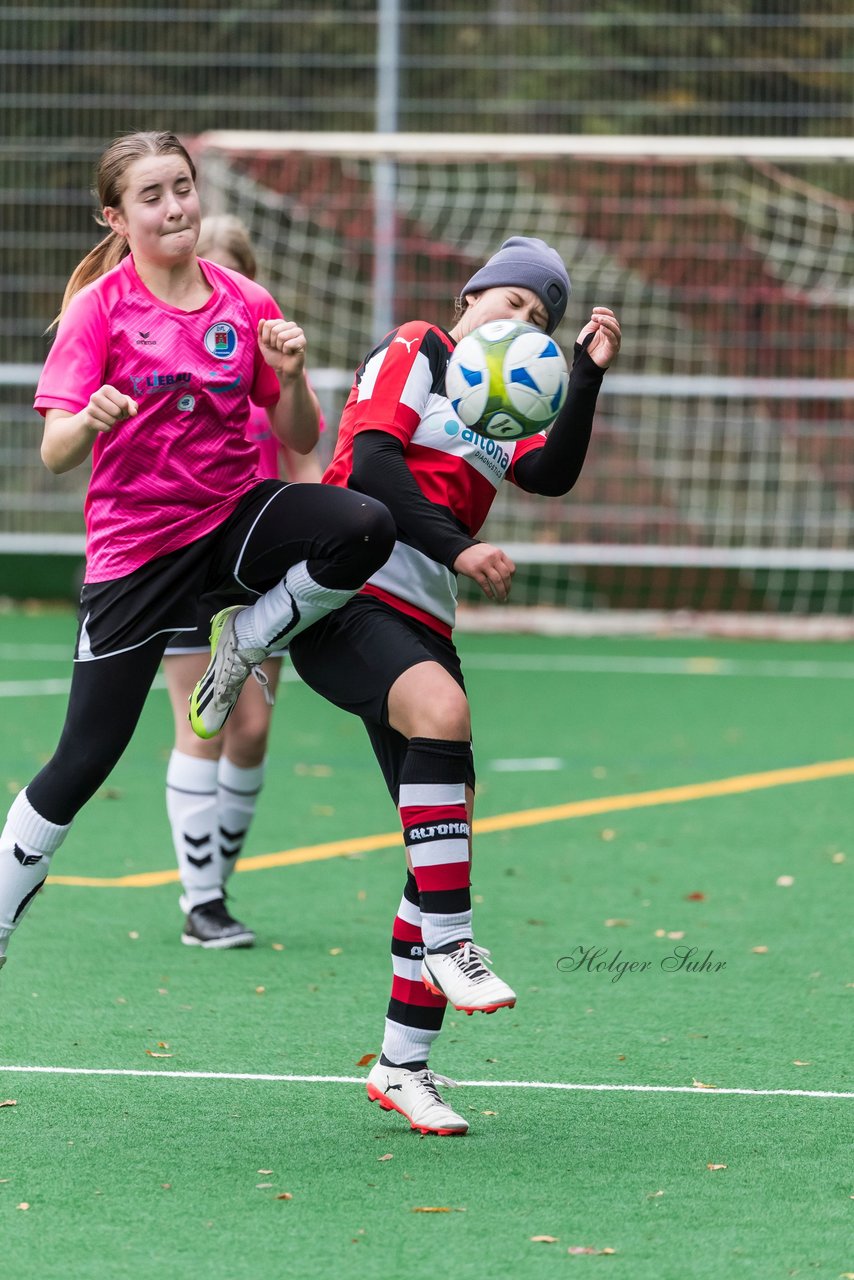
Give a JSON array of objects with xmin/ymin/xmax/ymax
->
[{"xmin": 445, "ymin": 319, "xmax": 569, "ymax": 440}]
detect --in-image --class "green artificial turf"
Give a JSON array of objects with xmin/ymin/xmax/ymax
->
[{"xmin": 0, "ymin": 608, "xmax": 851, "ymax": 1278}]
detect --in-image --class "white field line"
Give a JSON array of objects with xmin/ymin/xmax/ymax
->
[
  {"xmin": 2, "ymin": 654, "xmax": 854, "ymax": 698},
  {"xmin": 0, "ymin": 1063, "xmax": 850, "ymax": 1099}
]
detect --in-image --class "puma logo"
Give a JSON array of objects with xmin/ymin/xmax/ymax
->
[{"xmin": 394, "ymin": 335, "xmax": 416, "ymax": 353}]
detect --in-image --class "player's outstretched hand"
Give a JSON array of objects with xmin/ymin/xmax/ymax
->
[
  {"xmin": 454, "ymin": 542, "xmax": 516, "ymax": 602},
  {"xmin": 258, "ymin": 317, "xmax": 307, "ymax": 379},
  {"xmin": 84, "ymin": 385, "xmax": 138, "ymax": 433},
  {"xmin": 575, "ymin": 307, "xmax": 621, "ymax": 369}
]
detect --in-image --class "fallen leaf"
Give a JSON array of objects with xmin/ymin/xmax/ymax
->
[
  {"xmin": 356, "ymin": 1053, "xmax": 377, "ymax": 1067},
  {"xmin": 482, "ymin": 1110, "xmax": 498, "ymax": 1116},
  {"xmin": 792, "ymin": 1060, "xmax": 811, "ymax": 1067},
  {"xmin": 530, "ymin": 1235, "xmax": 559, "ymax": 1243},
  {"xmin": 377, "ymin": 1154, "xmax": 394, "ymax": 1162},
  {"xmin": 256, "ymin": 1182, "xmax": 273, "ymax": 1189},
  {"xmin": 616, "ymin": 1055, "xmax": 626, "ymax": 1062},
  {"xmin": 411, "ymin": 1206, "xmax": 465, "ymax": 1213},
  {"xmin": 667, "ymin": 930, "xmax": 685, "ymax": 940},
  {"xmin": 567, "ymin": 1246, "xmax": 597, "ymax": 1255},
  {"xmin": 685, "ymin": 892, "xmax": 706, "ymax": 901},
  {"xmin": 16, "ymin": 1202, "xmax": 30, "ymax": 1210},
  {"xmin": 257, "ymin": 1169, "xmax": 273, "ymax": 1175},
  {"xmin": 161, "ymin": 1184, "xmax": 171, "ymax": 1189},
  {"xmin": 255, "ymin": 987, "xmax": 266, "ymax": 995},
  {"xmin": 654, "ymin": 929, "xmax": 666, "ymax": 938},
  {"xmin": 604, "ymin": 919, "xmax": 631, "ymax": 928},
  {"xmin": 693, "ymin": 1079, "xmax": 717, "ymax": 1089},
  {"xmin": 751, "ymin": 946, "xmax": 769, "ymax": 954},
  {"xmin": 157, "ymin": 1042, "xmax": 169, "ymax": 1049},
  {"xmin": 0, "ymin": 1100, "xmax": 17, "ymax": 1108},
  {"xmin": 276, "ymin": 1193, "xmax": 293, "ymax": 1201},
  {"xmin": 706, "ymin": 1163, "xmax": 727, "ymax": 1171},
  {"xmin": 776, "ymin": 875, "xmax": 794, "ymax": 887},
  {"xmin": 145, "ymin": 1050, "xmax": 173, "ymax": 1058},
  {"xmin": 329, "ymin": 948, "xmax": 343, "ymax": 956},
  {"xmin": 128, "ymin": 931, "xmax": 139, "ymax": 940},
  {"xmin": 647, "ymin": 1190, "xmax": 665, "ymax": 1199},
  {"xmin": 831, "ymin": 852, "xmax": 845, "ymax": 864}
]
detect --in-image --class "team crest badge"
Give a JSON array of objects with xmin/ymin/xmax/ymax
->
[{"xmin": 204, "ymin": 321, "xmax": 238, "ymax": 359}]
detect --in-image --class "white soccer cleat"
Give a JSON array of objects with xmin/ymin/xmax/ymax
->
[
  {"xmin": 189, "ymin": 606, "xmax": 271, "ymax": 740},
  {"xmin": 421, "ymin": 940, "xmax": 516, "ymax": 1014},
  {"xmin": 366, "ymin": 1061, "xmax": 468, "ymax": 1136}
]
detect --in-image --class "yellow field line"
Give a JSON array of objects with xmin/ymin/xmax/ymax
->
[{"xmin": 47, "ymin": 756, "xmax": 854, "ymax": 889}]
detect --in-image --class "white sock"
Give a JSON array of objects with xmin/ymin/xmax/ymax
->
[
  {"xmin": 0, "ymin": 790, "xmax": 70, "ymax": 957},
  {"xmin": 217, "ymin": 756, "xmax": 265, "ymax": 886},
  {"xmin": 166, "ymin": 750, "xmax": 222, "ymax": 912},
  {"xmin": 381, "ymin": 1017, "xmax": 440, "ymax": 1068},
  {"xmin": 235, "ymin": 560, "xmax": 356, "ymax": 652}
]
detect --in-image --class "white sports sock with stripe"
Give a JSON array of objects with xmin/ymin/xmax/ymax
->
[
  {"xmin": 217, "ymin": 756, "xmax": 265, "ymax": 886},
  {"xmin": 166, "ymin": 750, "xmax": 222, "ymax": 911},
  {"xmin": 0, "ymin": 789, "xmax": 70, "ymax": 958},
  {"xmin": 235, "ymin": 560, "xmax": 356, "ymax": 652}
]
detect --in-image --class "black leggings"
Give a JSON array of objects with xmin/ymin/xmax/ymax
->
[{"xmin": 27, "ymin": 484, "xmax": 394, "ymax": 825}]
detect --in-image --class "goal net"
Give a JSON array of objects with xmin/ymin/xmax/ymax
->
[
  {"xmin": 188, "ymin": 132, "xmax": 854, "ymax": 635},
  {"xmin": 7, "ymin": 133, "xmax": 852, "ymax": 635}
]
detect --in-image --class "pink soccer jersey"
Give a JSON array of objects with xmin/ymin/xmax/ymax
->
[{"xmin": 35, "ymin": 255, "xmax": 286, "ymax": 582}]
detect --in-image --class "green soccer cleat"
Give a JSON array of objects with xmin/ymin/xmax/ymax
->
[{"xmin": 188, "ymin": 606, "xmax": 270, "ymax": 740}]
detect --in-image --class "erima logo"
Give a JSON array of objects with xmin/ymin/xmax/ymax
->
[{"xmin": 135, "ymin": 330, "xmax": 156, "ymax": 346}]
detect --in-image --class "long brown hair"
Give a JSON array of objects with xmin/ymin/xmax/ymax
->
[{"xmin": 54, "ymin": 131, "xmax": 197, "ymax": 323}]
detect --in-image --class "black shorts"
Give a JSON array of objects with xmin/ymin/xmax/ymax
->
[
  {"xmin": 288, "ymin": 593, "xmax": 475, "ymax": 799},
  {"xmin": 74, "ymin": 481, "xmax": 284, "ymax": 661}
]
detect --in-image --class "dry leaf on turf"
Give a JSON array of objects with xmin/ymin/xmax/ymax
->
[
  {"xmin": 0, "ymin": 1100, "xmax": 17, "ymax": 1108},
  {"xmin": 145, "ymin": 1050, "xmax": 173, "ymax": 1058},
  {"xmin": 356, "ymin": 1053, "xmax": 377, "ymax": 1067},
  {"xmin": 792, "ymin": 1060, "xmax": 811, "ymax": 1067},
  {"xmin": 685, "ymin": 892, "xmax": 706, "ymax": 901},
  {"xmin": 16, "ymin": 1203, "xmax": 30, "ymax": 1210},
  {"xmin": 751, "ymin": 946, "xmax": 769, "ymax": 954},
  {"xmin": 257, "ymin": 1169, "xmax": 273, "ymax": 1175},
  {"xmin": 530, "ymin": 1235, "xmax": 559, "ymax": 1243},
  {"xmin": 647, "ymin": 1190, "xmax": 665, "ymax": 1199},
  {"xmin": 706, "ymin": 1163, "xmax": 727, "ymax": 1171},
  {"xmin": 411, "ymin": 1206, "xmax": 465, "ymax": 1213},
  {"xmin": 255, "ymin": 1183, "xmax": 273, "ymax": 1189},
  {"xmin": 776, "ymin": 875, "xmax": 794, "ymax": 887},
  {"xmin": 378, "ymin": 1154, "xmax": 394, "ymax": 1162},
  {"xmin": 693, "ymin": 1079, "xmax": 717, "ymax": 1089},
  {"xmin": 276, "ymin": 1193, "xmax": 293, "ymax": 1201},
  {"xmin": 567, "ymin": 1246, "xmax": 617, "ymax": 1255},
  {"xmin": 605, "ymin": 919, "xmax": 631, "ymax": 928}
]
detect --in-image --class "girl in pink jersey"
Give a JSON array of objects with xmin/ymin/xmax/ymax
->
[
  {"xmin": 0, "ymin": 131, "xmax": 394, "ymax": 974},
  {"xmin": 289, "ymin": 237, "xmax": 621, "ymax": 1135},
  {"xmin": 162, "ymin": 214, "xmax": 325, "ymax": 949}
]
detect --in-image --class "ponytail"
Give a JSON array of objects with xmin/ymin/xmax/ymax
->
[{"xmin": 51, "ymin": 229, "xmax": 130, "ymax": 328}]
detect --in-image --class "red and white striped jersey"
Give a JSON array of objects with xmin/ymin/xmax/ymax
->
[{"xmin": 324, "ymin": 320, "xmax": 545, "ymax": 635}]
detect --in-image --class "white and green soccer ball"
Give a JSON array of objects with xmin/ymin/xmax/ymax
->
[{"xmin": 445, "ymin": 319, "xmax": 569, "ymax": 440}]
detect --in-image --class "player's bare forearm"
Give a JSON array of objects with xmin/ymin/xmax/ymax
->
[
  {"xmin": 268, "ymin": 374, "xmax": 321, "ymax": 455},
  {"xmin": 41, "ymin": 389, "xmax": 137, "ymax": 474}
]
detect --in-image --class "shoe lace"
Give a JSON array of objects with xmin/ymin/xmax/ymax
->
[
  {"xmin": 249, "ymin": 664, "xmax": 275, "ymax": 706},
  {"xmin": 412, "ymin": 1068, "xmax": 459, "ymax": 1100},
  {"xmin": 449, "ymin": 940, "xmax": 495, "ymax": 982}
]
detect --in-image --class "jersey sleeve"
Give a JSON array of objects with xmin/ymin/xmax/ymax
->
[
  {"xmin": 351, "ymin": 322, "xmax": 452, "ymax": 446},
  {"xmin": 33, "ymin": 286, "xmax": 111, "ymax": 417},
  {"xmin": 238, "ymin": 278, "xmax": 286, "ymax": 409}
]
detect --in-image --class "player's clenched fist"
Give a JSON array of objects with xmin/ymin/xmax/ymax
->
[
  {"xmin": 454, "ymin": 542, "xmax": 516, "ymax": 602},
  {"xmin": 257, "ymin": 317, "xmax": 307, "ymax": 378},
  {"xmin": 85, "ymin": 385, "xmax": 138, "ymax": 433}
]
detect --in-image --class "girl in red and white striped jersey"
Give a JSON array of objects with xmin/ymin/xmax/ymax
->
[{"xmin": 290, "ymin": 237, "xmax": 621, "ymax": 1136}]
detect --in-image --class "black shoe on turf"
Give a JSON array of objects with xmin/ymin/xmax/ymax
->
[{"xmin": 181, "ymin": 897, "xmax": 256, "ymax": 949}]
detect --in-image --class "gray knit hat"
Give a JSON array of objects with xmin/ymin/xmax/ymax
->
[{"xmin": 460, "ymin": 236, "xmax": 570, "ymax": 334}]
